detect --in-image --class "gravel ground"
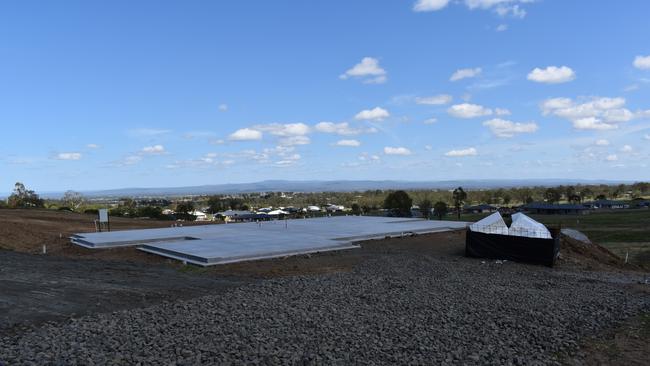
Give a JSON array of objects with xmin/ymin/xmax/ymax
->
[{"xmin": 1, "ymin": 253, "xmax": 648, "ymax": 365}]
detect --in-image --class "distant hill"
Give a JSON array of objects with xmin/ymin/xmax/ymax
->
[{"xmin": 35, "ymin": 179, "xmax": 635, "ymax": 198}]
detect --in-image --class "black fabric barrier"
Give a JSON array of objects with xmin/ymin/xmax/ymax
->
[{"xmin": 465, "ymin": 228, "xmax": 560, "ymax": 267}]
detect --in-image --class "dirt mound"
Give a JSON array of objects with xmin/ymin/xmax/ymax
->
[{"xmin": 558, "ymin": 233, "xmax": 643, "ymax": 272}]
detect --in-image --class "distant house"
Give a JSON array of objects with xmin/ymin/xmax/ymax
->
[
  {"xmin": 521, "ymin": 202, "xmax": 589, "ymax": 215},
  {"xmin": 583, "ymin": 199, "xmax": 628, "ymax": 209},
  {"xmin": 215, "ymin": 210, "xmax": 254, "ymax": 222},
  {"xmin": 464, "ymin": 204, "xmax": 498, "ymax": 214},
  {"xmin": 281, "ymin": 206, "xmax": 299, "ymax": 214},
  {"xmin": 266, "ymin": 209, "xmax": 290, "ymax": 217},
  {"xmin": 326, "ymin": 204, "xmax": 344, "ymax": 212},
  {"xmin": 191, "ymin": 210, "xmax": 209, "ymax": 221},
  {"xmin": 410, "ymin": 205, "xmax": 423, "ymax": 218},
  {"xmin": 305, "ymin": 205, "xmax": 322, "ymax": 212}
]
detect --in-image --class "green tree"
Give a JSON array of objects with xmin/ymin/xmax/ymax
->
[
  {"xmin": 419, "ymin": 199, "xmax": 433, "ymax": 220},
  {"xmin": 433, "ymin": 201, "xmax": 448, "ymax": 220},
  {"xmin": 452, "ymin": 187, "xmax": 467, "ymax": 219},
  {"xmin": 206, "ymin": 196, "xmax": 227, "ymax": 214},
  {"xmin": 544, "ymin": 188, "xmax": 562, "ymax": 203},
  {"xmin": 351, "ymin": 203, "xmax": 362, "ymax": 215},
  {"xmin": 7, "ymin": 182, "xmax": 44, "ymax": 208},
  {"xmin": 136, "ymin": 206, "xmax": 164, "ymax": 219},
  {"xmin": 383, "ymin": 190, "xmax": 413, "ymax": 217},
  {"xmin": 175, "ymin": 201, "xmax": 196, "ymax": 221},
  {"xmin": 580, "ymin": 188, "xmax": 594, "ymax": 201},
  {"xmin": 568, "ymin": 194, "xmax": 582, "ymax": 204}
]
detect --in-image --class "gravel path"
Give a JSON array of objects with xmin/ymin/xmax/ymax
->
[{"xmin": 1, "ymin": 254, "xmax": 648, "ymax": 365}]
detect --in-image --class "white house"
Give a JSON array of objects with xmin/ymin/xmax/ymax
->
[
  {"xmin": 326, "ymin": 204, "xmax": 344, "ymax": 212},
  {"xmin": 191, "ymin": 210, "xmax": 208, "ymax": 221},
  {"xmin": 215, "ymin": 210, "xmax": 253, "ymax": 222},
  {"xmin": 267, "ymin": 209, "xmax": 290, "ymax": 216}
]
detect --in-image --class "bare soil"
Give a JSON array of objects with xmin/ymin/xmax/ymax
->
[{"xmin": 0, "ymin": 208, "xmax": 209, "ymax": 262}]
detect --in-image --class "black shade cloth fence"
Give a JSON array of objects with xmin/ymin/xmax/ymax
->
[{"xmin": 465, "ymin": 227, "xmax": 560, "ymax": 267}]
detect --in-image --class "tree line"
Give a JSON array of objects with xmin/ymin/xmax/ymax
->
[{"xmin": 3, "ymin": 181, "xmax": 649, "ymax": 220}]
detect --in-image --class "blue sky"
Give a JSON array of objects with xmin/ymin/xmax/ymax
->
[{"xmin": 2, "ymin": 0, "xmax": 650, "ymax": 192}]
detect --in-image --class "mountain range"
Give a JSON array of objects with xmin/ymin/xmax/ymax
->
[{"xmin": 34, "ymin": 179, "xmax": 635, "ymax": 199}]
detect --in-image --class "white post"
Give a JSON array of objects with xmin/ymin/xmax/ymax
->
[
  {"xmin": 625, "ymin": 251, "xmax": 629, "ymax": 264},
  {"xmin": 42, "ymin": 245, "xmax": 46, "ymax": 254}
]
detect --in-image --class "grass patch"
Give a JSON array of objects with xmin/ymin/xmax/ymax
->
[{"xmin": 581, "ymin": 230, "xmax": 650, "ymax": 243}]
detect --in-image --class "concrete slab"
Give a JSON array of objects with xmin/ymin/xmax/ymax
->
[{"xmin": 71, "ymin": 216, "xmax": 469, "ymax": 266}]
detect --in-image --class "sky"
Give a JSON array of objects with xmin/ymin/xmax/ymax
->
[{"xmin": 1, "ymin": 0, "xmax": 650, "ymax": 192}]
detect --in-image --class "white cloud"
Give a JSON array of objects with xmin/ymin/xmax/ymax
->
[
  {"xmin": 384, "ymin": 146, "xmax": 412, "ymax": 156},
  {"xmin": 314, "ymin": 122, "xmax": 375, "ymax": 135},
  {"xmin": 624, "ymin": 84, "xmax": 639, "ymax": 92},
  {"xmin": 123, "ymin": 155, "xmax": 142, "ymax": 165},
  {"xmin": 425, "ymin": 145, "xmax": 433, "ymax": 150},
  {"xmin": 127, "ymin": 128, "xmax": 171, "ymax": 137},
  {"xmin": 218, "ymin": 104, "xmax": 228, "ymax": 112},
  {"xmin": 254, "ymin": 123, "xmax": 311, "ymax": 136},
  {"xmin": 494, "ymin": 108, "xmax": 511, "ymax": 116},
  {"xmin": 141, "ymin": 145, "xmax": 165, "ymax": 154},
  {"xmin": 414, "ymin": 0, "xmax": 533, "ymax": 18},
  {"xmin": 358, "ymin": 152, "xmax": 381, "ymax": 162},
  {"xmin": 483, "ymin": 118, "xmax": 538, "ymax": 138},
  {"xmin": 466, "ymin": 0, "xmax": 529, "ymax": 18},
  {"xmin": 527, "ymin": 66, "xmax": 576, "ymax": 84},
  {"xmin": 444, "ymin": 147, "xmax": 477, "ymax": 157},
  {"xmin": 633, "ymin": 55, "xmax": 650, "ymax": 70},
  {"xmin": 423, "ymin": 117, "xmax": 438, "ymax": 125},
  {"xmin": 413, "ymin": 0, "xmax": 450, "ymax": 12},
  {"xmin": 496, "ymin": 24, "xmax": 508, "ymax": 32},
  {"xmin": 448, "ymin": 103, "xmax": 492, "ymax": 118},
  {"xmin": 335, "ymin": 139, "xmax": 361, "ymax": 147},
  {"xmin": 340, "ymin": 57, "xmax": 387, "ymax": 84},
  {"xmin": 450, "ymin": 67, "xmax": 482, "ymax": 81},
  {"xmin": 644, "ymin": 134, "xmax": 650, "ymax": 141},
  {"xmin": 55, "ymin": 152, "xmax": 82, "ymax": 160},
  {"xmin": 605, "ymin": 154, "xmax": 618, "ymax": 162},
  {"xmin": 232, "ymin": 146, "xmax": 302, "ymax": 167},
  {"xmin": 621, "ymin": 145, "xmax": 633, "ymax": 153},
  {"xmin": 355, "ymin": 107, "xmax": 390, "ymax": 121},
  {"xmin": 278, "ymin": 136, "xmax": 311, "ymax": 146},
  {"xmin": 541, "ymin": 96, "xmax": 635, "ymax": 130},
  {"xmin": 415, "ymin": 94, "xmax": 453, "ymax": 105},
  {"xmin": 86, "ymin": 144, "xmax": 100, "ymax": 149},
  {"xmin": 229, "ymin": 128, "xmax": 263, "ymax": 141},
  {"xmin": 595, "ymin": 139, "xmax": 610, "ymax": 146},
  {"xmin": 637, "ymin": 109, "xmax": 650, "ymax": 119},
  {"xmin": 183, "ymin": 131, "xmax": 217, "ymax": 140}
]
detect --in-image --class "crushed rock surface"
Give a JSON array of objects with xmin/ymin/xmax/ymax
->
[{"xmin": 1, "ymin": 254, "xmax": 648, "ymax": 365}]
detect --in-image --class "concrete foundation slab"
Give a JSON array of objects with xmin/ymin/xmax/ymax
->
[{"xmin": 71, "ymin": 216, "xmax": 468, "ymax": 266}]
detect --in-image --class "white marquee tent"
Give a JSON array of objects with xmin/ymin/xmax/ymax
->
[
  {"xmin": 469, "ymin": 211, "xmax": 552, "ymax": 239},
  {"xmin": 469, "ymin": 212, "xmax": 509, "ymax": 235}
]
